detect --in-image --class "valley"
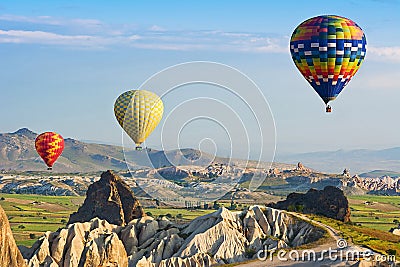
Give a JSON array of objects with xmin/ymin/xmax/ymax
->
[
  {"xmin": 1, "ymin": 192, "xmax": 400, "ymax": 256},
  {"xmin": 1, "ymin": 129, "xmax": 400, "ymax": 265}
]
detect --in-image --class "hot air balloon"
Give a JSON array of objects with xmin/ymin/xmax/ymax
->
[
  {"xmin": 114, "ymin": 90, "xmax": 164, "ymax": 150},
  {"xmin": 35, "ymin": 132, "xmax": 65, "ymax": 170},
  {"xmin": 290, "ymin": 15, "xmax": 367, "ymax": 112}
]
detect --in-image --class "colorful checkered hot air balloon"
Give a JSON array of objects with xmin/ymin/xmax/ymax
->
[
  {"xmin": 290, "ymin": 15, "xmax": 367, "ymax": 112},
  {"xmin": 35, "ymin": 132, "xmax": 65, "ymax": 170},
  {"xmin": 114, "ymin": 90, "xmax": 164, "ymax": 150}
]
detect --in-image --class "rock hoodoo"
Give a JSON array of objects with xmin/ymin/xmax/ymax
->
[
  {"xmin": 23, "ymin": 206, "xmax": 325, "ymax": 267},
  {"xmin": 68, "ymin": 170, "xmax": 144, "ymax": 226},
  {"xmin": 0, "ymin": 205, "xmax": 27, "ymax": 267},
  {"xmin": 269, "ymin": 186, "xmax": 351, "ymax": 222},
  {"xmin": 343, "ymin": 168, "xmax": 350, "ymax": 177},
  {"xmin": 390, "ymin": 225, "xmax": 400, "ymax": 236},
  {"xmin": 296, "ymin": 162, "xmax": 305, "ymax": 170}
]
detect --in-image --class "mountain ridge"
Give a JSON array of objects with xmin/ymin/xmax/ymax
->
[
  {"xmin": 3, "ymin": 128, "xmax": 400, "ymax": 175},
  {"xmin": 277, "ymin": 147, "xmax": 400, "ymax": 173},
  {"xmin": 0, "ymin": 128, "xmax": 290, "ymax": 173}
]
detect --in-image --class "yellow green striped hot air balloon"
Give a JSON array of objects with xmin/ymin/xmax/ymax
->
[{"xmin": 114, "ymin": 90, "xmax": 164, "ymax": 150}]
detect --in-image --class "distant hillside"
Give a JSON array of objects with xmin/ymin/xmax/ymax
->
[
  {"xmin": 0, "ymin": 128, "xmax": 291, "ymax": 173},
  {"xmin": 359, "ymin": 170, "xmax": 400, "ymax": 178},
  {"xmin": 0, "ymin": 128, "xmax": 130, "ymax": 172},
  {"xmin": 276, "ymin": 148, "xmax": 400, "ymax": 174}
]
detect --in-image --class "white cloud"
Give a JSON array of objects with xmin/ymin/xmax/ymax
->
[
  {"xmin": 0, "ymin": 13, "xmax": 290, "ymax": 51},
  {"xmin": 0, "ymin": 13, "xmax": 399, "ymax": 60},
  {"xmin": 149, "ymin": 25, "xmax": 165, "ymax": 31},
  {"xmin": 0, "ymin": 27, "xmax": 288, "ymax": 53},
  {"xmin": 128, "ymin": 34, "xmax": 141, "ymax": 41},
  {"xmin": 0, "ymin": 30, "xmax": 107, "ymax": 47},
  {"xmin": 368, "ymin": 46, "xmax": 400, "ymax": 62},
  {"xmin": 356, "ymin": 71, "xmax": 400, "ymax": 89},
  {"xmin": 0, "ymin": 14, "xmax": 107, "ymax": 34},
  {"xmin": 0, "ymin": 14, "xmax": 60, "ymax": 24},
  {"xmin": 0, "ymin": 14, "xmax": 102, "ymax": 27},
  {"xmin": 251, "ymin": 37, "xmax": 289, "ymax": 53}
]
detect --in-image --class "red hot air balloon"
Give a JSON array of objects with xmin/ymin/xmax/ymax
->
[{"xmin": 35, "ymin": 132, "xmax": 65, "ymax": 170}]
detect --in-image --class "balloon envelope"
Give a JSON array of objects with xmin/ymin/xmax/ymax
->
[
  {"xmin": 35, "ymin": 132, "xmax": 64, "ymax": 168},
  {"xmin": 114, "ymin": 90, "xmax": 164, "ymax": 147},
  {"xmin": 290, "ymin": 15, "xmax": 367, "ymax": 104}
]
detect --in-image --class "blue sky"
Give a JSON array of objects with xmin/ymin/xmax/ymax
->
[{"xmin": 0, "ymin": 0, "xmax": 399, "ymax": 160}]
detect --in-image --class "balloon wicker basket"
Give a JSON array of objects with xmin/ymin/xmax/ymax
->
[{"xmin": 326, "ymin": 106, "xmax": 332, "ymax": 113}]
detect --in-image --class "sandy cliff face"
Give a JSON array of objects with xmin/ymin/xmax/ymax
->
[
  {"xmin": 19, "ymin": 171, "xmax": 324, "ymax": 266},
  {"xmin": 0, "ymin": 205, "xmax": 27, "ymax": 267},
  {"xmin": 22, "ymin": 206, "xmax": 324, "ymax": 267},
  {"xmin": 68, "ymin": 170, "xmax": 145, "ymax": 225}
]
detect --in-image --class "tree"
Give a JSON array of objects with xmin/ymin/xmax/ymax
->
[
  {"xmin": 287, "ymin": 204, "xmax": 296, "ymax": 212},
  {"xmin": 386, "ymin": 249, "xmax": 396, "ymax": 256},
  {"xmin": 295, "ymin": 204, "xmax": 304, "ymax": 212},
  {"xmin": 229, "ymin": 201, "xmax": 237, "ymax": 210},
  {"xmin": 29, "ymin": 233, "xmax": 36, "ymax": 239}
]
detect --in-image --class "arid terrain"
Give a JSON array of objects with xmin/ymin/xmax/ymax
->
[
  {"xmin": 1, "ymin": 129, "xmax": 400, "ymax": 266},
  {"xmin": 0, "ymin": 171, "xmax": 399, "ymax": 266}
]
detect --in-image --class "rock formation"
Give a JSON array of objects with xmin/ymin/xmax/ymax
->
[
  {"xmin": 267, "ymin": 167, "xmax": 281, "ymax": 177},
  {"xmin": 68, "ymin": 170, "xmax": 144, "ymax": 226},
  {"xmin": 293, "ymin": 162, "xmax": 311, "ymax": 173},
  {"xmin": 151, "ymin": 166, "xmax": 190, "ymax": 180},
  {"xmin": 349, "ymin": 175, "xmax": 400, "ymax": 195},
  {"xmin": 296, "ymin": 162, "xmax": 305, "ymax": 170},
  {"xmin": 21, "ymin": 218, "xmax": 128, "ymax": 267},
  {"xmin": 269, "ymin": 186, "xmax": 351, "ymax": 222},
  {"xmin": 22, "ymin": 206, "xmax": 325, "ymax": 267},
  {"xmin": 0, "ymin": 205, "xmax": 27, "ymax": 267},
  {"xmin": 389, "ymin": 225, "xmax": 400, "ymax": 236}
]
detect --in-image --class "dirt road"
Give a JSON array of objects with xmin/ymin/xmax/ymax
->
[{"xmin": 236, "ymin": 213, "xmax": 373, "ymax": 267}]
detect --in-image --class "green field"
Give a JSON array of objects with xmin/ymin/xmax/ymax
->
[
  {"xmin": 304, "ymin": 195, "xmax": 400, "ymax": 256},
  {"xmin": 310, "ymin": 214, "xmax": 400, "ymax": 256},
  {"xmin": 0, "ymin": 193, "xmax": 84, "ymax": 246},
  {"xmin": 348, "ymin": 195, "xmax": 400, "ymax": 232},
  {"xmin": 349, "ymin": 195, "xmax": 400, "ymax": 205},
  {"xmin": 2, "ymin": 193, "xmax": 400, "ymax": 249}
]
